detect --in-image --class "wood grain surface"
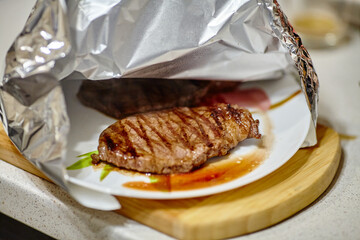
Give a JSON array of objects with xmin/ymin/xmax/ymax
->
[{"xmin": 0, "ymin": 125, "xmax": 341, "ymax": 240}]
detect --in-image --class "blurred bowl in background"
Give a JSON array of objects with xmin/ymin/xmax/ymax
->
[{"xmin": 278, "ymin": 0, "xmax": 358, "ymax": 49}]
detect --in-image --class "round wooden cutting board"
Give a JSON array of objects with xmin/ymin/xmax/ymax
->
[{"xmin": 0, "ymin": 125, "xmax": 341, "ymax": 240}]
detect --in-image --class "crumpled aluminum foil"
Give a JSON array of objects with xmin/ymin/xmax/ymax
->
[{"xmin": 0, "ymin": 0, "xmax": 318, "ymax": 209}]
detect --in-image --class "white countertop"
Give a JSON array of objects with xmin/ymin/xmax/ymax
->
[{"xmin": 1, "ymin": 3, "xmax": 360, "ymax": 240}]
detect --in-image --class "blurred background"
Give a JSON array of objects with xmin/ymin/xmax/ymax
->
[{"xmin": 278, "ymin": 0, "xmax": 360, "ymax": 49}]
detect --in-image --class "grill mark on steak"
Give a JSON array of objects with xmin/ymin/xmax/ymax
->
[
  {"xmin": 160, "ymin": 112, "xmax": 193, "ymax": 151},
  {"xmin": 136, "ymin": 117, "xmax": 154, "ymax": 153},
  {"xmin": 212, "ymin": 107, "xmax": 233, "ymax": 146},
  {"xmin": 227, "ymin": 104, "xmax": 242, "ymax": 125},
  {"xmin": 189, "ymin": 108, "xmax": 221, "ymax": 138},
  {"xmin": 92, "ymin": 104, "xmax": 261, "ymax": 174},
  {"xmin": 103, "ymin": 133, "xmax": 117, "ymax": 152},
  {"xmin": 173, "ymin": 109, "xmax": 212, "ymax": 148},
  {"xmin": 210, "ymin": 109, "xmax": 224, "ymax": 131},
  {"xmin": 125, "ymin": 119, "xmax": 154, "ymax": 154},
  {"xmin": 138, "ymin": 115, "xmax": 172, "ymax": 151},
  {"xmin": 114, "ymin": 122, "xmax": 138, "ymax": 158},
  {"xmin": 226, "ymin": 104, "xmax": 249, "ymax": 138},
  {"xmin": 194, "ymin": 118, "xmax": 213, "ymax": 148}
]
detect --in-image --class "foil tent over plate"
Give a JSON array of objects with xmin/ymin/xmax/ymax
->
[{"xmin": 0, "ymin": 0, "xmax": 318, "ymax": 209}]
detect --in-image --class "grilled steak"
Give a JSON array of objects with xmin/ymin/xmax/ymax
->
[
  {"xmin": 77, "ymin": 79, "xmax": 239, "ymax": 119},
  {"xmin": 91, "ymin": 104, "xmax": 261, "ymax": 174},
  {"xmin": 77, "ymin": 78, "xmax": 211, "ymax": 119}
]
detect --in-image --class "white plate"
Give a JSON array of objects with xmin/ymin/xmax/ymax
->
[{"xmin": 62, "ymin": 75, "xmax": 311, "ymax": 199}]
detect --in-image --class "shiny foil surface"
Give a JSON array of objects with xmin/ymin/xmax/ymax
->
[{"xmin": 0, "ymin": 0, "xmax": 319, "ymax": 208}]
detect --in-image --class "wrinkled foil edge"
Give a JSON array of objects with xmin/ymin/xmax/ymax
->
[
  {"xmin": 272, "ymin": 0, "xmax": 319, "ymax": 146},
  {"xmin": 0, "ymin": 0, "xmax": 70, "ymax": 188}
]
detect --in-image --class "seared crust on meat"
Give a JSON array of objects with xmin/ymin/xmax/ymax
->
[{"xmin": 92, "ymin": 104, "xmax": 261, "ymax": 174}]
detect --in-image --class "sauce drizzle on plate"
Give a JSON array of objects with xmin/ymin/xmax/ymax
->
[{"xmin": 123, "ymin": 149, "xmax": 267, "ymax": 192}]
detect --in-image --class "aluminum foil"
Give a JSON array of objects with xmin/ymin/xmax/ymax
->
[{"xmin": 0, "ymin": 0, "xmax": 318, "ymax": 209}]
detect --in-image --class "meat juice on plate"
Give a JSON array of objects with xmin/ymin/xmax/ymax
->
[{"xmin": 123, "ymin": 147, "xmax": 268, "ymax": 191}]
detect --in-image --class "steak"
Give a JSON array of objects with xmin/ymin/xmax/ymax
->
[
  {"xmin": 91, "ymin": 104, "xmax": 261, "ymax": 174},
  {"xmin": 77, "ymin": 78, "xmax": 211, "ymax": 119},
  {"xmin": 77, "ymin": 78, "xmax": 239, "ymax": 119}
]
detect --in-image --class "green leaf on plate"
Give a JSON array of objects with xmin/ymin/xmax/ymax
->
[
  {"xmin": 149, "ymin": 176, "xmax": 159, "ymax": 183},
  {"xmin": 77, "ymin": 150, "xmax": 99, "ymax": 158},
  {"xmin": 100, "ymin": 164, "xmax": 114, "ymax": 181},
  {"xmin": 66, "ymin": 150, "xmax": 98, "ymax": 170}
]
